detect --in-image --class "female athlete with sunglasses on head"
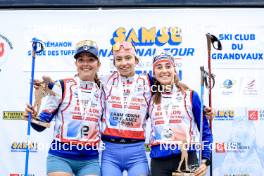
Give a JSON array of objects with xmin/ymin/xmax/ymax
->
[
  {"xmin": 148, "ymin": 51, "xmax": 213, "ymax": 176},
  {"xmin": 100, "ymin": 41, "xmax": 151, "ymax": 176},
  {"xmin": 24, "ymin": 40, "xmax": 103, "ymax": 176}
]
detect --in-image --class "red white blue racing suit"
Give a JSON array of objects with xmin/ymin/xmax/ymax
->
[
  {"xmin": 148, "ymin": 88, "xmax": 212, "ymax": 161},
  {"xmin": 100, "ymin": 71, "xmax": 151, "ymax": 176},
  {"xmin": 32, "ymin": 75, "xmax": 104, "ymax": 160}
]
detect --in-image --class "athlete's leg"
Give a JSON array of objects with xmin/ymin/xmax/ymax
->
[
  {"xmin": 75, "ymin": 158, "xmax": 100, "ymax": 176},
  {"xmin": 125, "ymin": 142, "xmax": 149, "ymax": 176},
  {"xmin": 101, "ymin": 142, "xmax": 123, "ymax": 176},
  {"xmin": 47, "ymin": 154, "xmax": 73, "ymax": 176}
]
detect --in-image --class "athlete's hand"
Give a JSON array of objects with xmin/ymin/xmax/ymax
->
[
  {"xmin": 194, "ymin": 163, "xmax": 207, "ymax": 176},
  {"xmin": 204, "ymin": 106, "xmax": 214, "ymax": 120},
  {"xmin": 23, "ymin": 104, "xmax": 37, "ymax": 119},
  {"xmin": 33, "ymin": 79, "xmax": 41, "ymax": 89}
]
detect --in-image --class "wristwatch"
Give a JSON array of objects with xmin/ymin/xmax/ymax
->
[{"xmin": 202, "ymin": 159, "xmax": 211, "ymax": 166}]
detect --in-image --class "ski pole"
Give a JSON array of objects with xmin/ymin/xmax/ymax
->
[
  {"xmin": 199, "ymin": 66, "xmax": 206, "ymax": 166},
  {"xmin": 205, "ymin": 33, "xmax": 222, "ymax": 126},
  {"xmin": 25, "ymin": 38, "xmax": 44, "ymax": 176},
  {"xmin": 205, "ymin": 33, "xmax": 222, "ymax": 176}
]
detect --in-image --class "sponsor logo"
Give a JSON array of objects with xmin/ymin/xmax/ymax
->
[
  {"xmin": 243, "ymin": 79, "xmax": 258, "ymax": 95},
  {"xmin": 111, "ymin": 27, "xmax": 183, "ymax": 46},
  {"xmin": 0, "ymin": 34, "xmax": 13, "ymax": 71},
  {"xmin": 248, "ymin": 110, "xmax": 258, "ymax": 120},
  {"xmin": 259, "ymin": 109, "xmax": 264, "ymax": 120},
  {"xmin": 96, "ymin": 26, "xmax": 196, "ymax": 59},
  {"xmin": 3, "ymin": 111, "xmax": 24, "ymax": 120},
  {"xmin": 10, "ymin": 142, "xmax": 38, "ymax": 152},
  {"xmin": 214, "ymin": 110, "xmax": 234, "ymax": 121},
  {"xmin": 246, "ymin": 80, "xmax": 255, "ymax": 89},
  {"xmin": 215, "ymin": 142, "xmax": 249, "ymax": 153},
  {"xmin": 220, "ymin": 79, "xmax": 236, "ymax": 95},
  {"xmin": 0, "ymin": 34, "xmax": 13, "ymax": 57},
  {"xmin": 223, "ymin": 79, "xmax": 235, "ymax": 89},
  {"xmin": 215, "ymin": 142, "xmax": 225, "ymax": 153}
]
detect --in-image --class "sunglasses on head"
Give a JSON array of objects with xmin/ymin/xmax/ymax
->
[
  {"xmin": 76, "ymin": 40, "xmax": 98, "ymax": 50},
  {"xmin": 112, "ymin": 41, "xmax": 135, "ymax": 51},
  {"xmin": 153, "ymin": 52, "xmax": 174, "ymax": 64}
]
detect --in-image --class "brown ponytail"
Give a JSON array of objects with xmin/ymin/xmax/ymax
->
[
  {"xmin": 152, "ymin": 78, "xmax": 162, "ymax": 105},
  {"xmin": 94, "ymin": 73, "xmax": 101, "ymax": 88},
  {"xmin": 94, "ymin": 58, "xmax": 101, "ymax": 88}
]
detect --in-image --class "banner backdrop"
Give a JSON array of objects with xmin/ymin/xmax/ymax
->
[{"xmin": 0, "ymin": 8, "xmax": 263, "ymax": 176}]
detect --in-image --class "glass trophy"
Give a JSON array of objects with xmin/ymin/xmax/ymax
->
[
  {"xmin": 25, "ymin": 80, "xmax": 55, "ymax": 128},
  {"xmin": 172, "ymin": 142, "xmax": 199, "ymax": 176}
]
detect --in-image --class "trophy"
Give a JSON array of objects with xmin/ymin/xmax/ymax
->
[
  {"xmin": 24, "ymin": 77, "xmax": 56, "ymax": 128},
  {"xmin": 172, "ymin": 141, "xmax": 197, "ymax": 176},
  {"xmin": 33, "ymin": 78, "xmax": 56, "ymax": 127}
]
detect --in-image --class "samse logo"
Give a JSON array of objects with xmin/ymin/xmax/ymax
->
[
  {"xmin": 111, "ymin": 27, "xmax": 182, "ymax": 46},
  {"xmin": 11, "ymin": 142, "xmax": 38, "ymax": 152}
]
